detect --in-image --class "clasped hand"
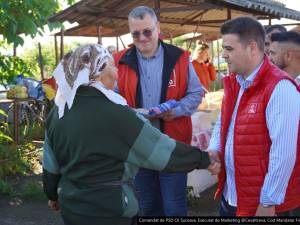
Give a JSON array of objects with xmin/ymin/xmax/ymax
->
[{"xmin": 207, "ymin": 151, "xmax": 221, "ymax": 175}]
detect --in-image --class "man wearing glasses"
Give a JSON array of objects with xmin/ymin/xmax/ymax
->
[
  {"xmin": 269, "ymin": 31, "xmax": 300, "ymax": 85},
  {"xmin": 114, "ymin": 6, "xmax": 204, "ymax": 216}
]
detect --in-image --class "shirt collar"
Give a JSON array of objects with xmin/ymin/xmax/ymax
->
[
  {"xmin": 136, "ymin": 43, "xmax": 163, "ymax": 60},
  {"xmin": 236, "ymin": 61, "xmax": 264, "ymax": 90},
  {"xmin": 295, "ymin": 74, "xmax": 300, "ymax": 85}
]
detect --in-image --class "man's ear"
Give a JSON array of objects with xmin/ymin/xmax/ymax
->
[
  {"xmin": 285, "ymin": 49, "xmax": 293, "ymax": 62},
  {"xmin": 249, "ymin": 40, "xmax": 258, "ymax": 56},
  {"xmin": 156, "ymin": 22, "xmax": 161, "ymax": 36}
]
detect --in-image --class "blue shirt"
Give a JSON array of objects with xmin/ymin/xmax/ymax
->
[
  {"xmin": 136, "ymin": 44, "xmax": 203, "ymax": 128},
  {"xmin": 208, "ymin": 62, "xmax": 300, "ymax": 207}
]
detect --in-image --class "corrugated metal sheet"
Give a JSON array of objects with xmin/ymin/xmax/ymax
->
[
  {"xmin": 49, "ymin": 0, "xmax": 300, "ymax": 40},
  {"xmin": 221, "ymin": 0, "xmax": 300, "ymax": 20}
]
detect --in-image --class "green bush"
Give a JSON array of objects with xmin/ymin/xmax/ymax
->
[
  {"xmin": 0, "ymin": 143, "xmax": 38, "ymax": 178},
  {"xmin": 21, "ymin": 180, "xmax": 46, "ymax": 200},
  {"xmin": 0, "ymin": 179, "xmax": 15, "ymax": 195},
  {"xmin": 0, "ymin": 55, "xmax": 35, "ymax": 87}
]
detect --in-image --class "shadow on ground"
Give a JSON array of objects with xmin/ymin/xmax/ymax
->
[{"xmin": 0, "ymin": 175, "xmax": 219, "ymax": 225}]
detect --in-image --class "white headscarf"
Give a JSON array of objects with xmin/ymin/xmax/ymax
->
[{"xmin": 53, "ymin": 44, "xmax": 127, "ymax": 118}]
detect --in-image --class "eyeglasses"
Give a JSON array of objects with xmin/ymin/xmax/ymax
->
[{"xmin": 131, "ymin": 26, "xmax": 156, "ymax": 39}]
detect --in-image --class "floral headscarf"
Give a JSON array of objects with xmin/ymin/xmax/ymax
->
[{"xmin": 53, "ymin": 44, "xmax": 126, "ymax": 118}]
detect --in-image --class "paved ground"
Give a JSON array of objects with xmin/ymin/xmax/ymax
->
[{"xmin": 0, "ymin": 175, "xmax": 219, "ymax": 225}]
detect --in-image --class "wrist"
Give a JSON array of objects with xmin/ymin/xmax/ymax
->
[{"xmin": 261, "ymin": 203, "xmax": 274, "ymax": 208}]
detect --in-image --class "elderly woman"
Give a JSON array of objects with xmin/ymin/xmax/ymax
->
[{"xmin": 42, "ymin": 44, "xmax": 219, "ymax": 225}]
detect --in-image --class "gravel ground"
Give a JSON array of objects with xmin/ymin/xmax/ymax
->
[
  {"xmin": 0, "ymin": 193, "xmax": 63, "ymax": 225},
  {"xmin": 0, "ymin": 175, "xmax": 218, "ymax": 225}
]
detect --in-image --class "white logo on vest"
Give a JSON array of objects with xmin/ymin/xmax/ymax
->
[
  {"xmin": 168, "ymin": 69, "xmax": 176, "ymax": 87},
  {"xmin": 248, "ymin": 103, "xmax": 258, "ymax": 114}
]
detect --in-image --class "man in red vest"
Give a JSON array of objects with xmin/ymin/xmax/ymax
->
[
  {"xmin": 269, "ymin": 31, "xmax": 300, "ymax": 85},
  {"xmin": 208, "ymin": 17, "xmax": 300, "ymax": 216},
  {"xmin": 113, "ymin": 6, "xmax": 208, "ymax": 216}
]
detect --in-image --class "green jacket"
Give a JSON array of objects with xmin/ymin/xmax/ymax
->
[{"xmin": 43, "ymin": 86, "xmax": 210, "ymax": 224}]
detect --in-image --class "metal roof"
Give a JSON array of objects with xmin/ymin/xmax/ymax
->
[{"xmin": 49, "ymin": 0, "xmax": 300, "ymax": 40}]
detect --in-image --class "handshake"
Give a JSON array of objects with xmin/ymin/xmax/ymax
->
[{"xmin": 206, "ymin": 150, "xmax": 221, "ymax": 175}]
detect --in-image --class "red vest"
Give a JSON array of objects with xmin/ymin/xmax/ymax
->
[
  {"xmin": 216, "ymin": 57, "xmax": 300, "ymax": 216},
  {"xmin": 114, "ymin": 45, "xmax": 192, "ymax": 144}
]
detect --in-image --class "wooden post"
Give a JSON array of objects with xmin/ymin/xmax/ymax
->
[
  {"xmin": 217, "ymin": 39, "xmax": 220, "ymax": 78},
  {"xmin": 97, "ymin": 25, "xmax": 102, "ymax": 45},
  {"xmin": 60, "ymin": 28, "xmax": 64, "ymax": 60},
  {"xmin": 13, "ymin": 44, "xmax": 17, "ymax": 56},
  {"xmin": 116, "ymin": 36, "xmax": 119, "ymax": 51},
  {"xmin": 119, "ymin": 36, "xmax": 126, "ymax": 49},
  {"xmin": 38, "ymin": 43, "xmax": 45, "ymax": 80},
  {"xmin": 169, "ymin": 33, "xmax": 173, "ymax": 45},
  {"xmin": 54, "ymin": 35, "xmax": 59, "ymax": 65},
  {"xmin": 211, "ymin": 41, "xmax": 214, "ymax": 63},
  {"xmin": 154, "ymin": 0, "xmax": 160, "ymax": 21},
  {"xmin": 227, "ymin": 8, "xmax": 231, "ymax": 20}
]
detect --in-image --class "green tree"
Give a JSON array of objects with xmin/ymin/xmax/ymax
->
[
  {"xmin": 21, "ymin": 41, "xmax": 81, "ymax": 79},
  {"xmin": 0, "ymin": 0, "xmax": 75, "ymax": 47}
]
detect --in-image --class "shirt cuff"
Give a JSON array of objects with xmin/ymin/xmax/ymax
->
[{"xmin": 260, "ymin": 189, "xmax": 283, "ymax": 206}]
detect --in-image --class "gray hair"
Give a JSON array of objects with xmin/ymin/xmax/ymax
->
[{"xmin": 128, "ymin": 6, "xmax": 157, "ymax": 23}]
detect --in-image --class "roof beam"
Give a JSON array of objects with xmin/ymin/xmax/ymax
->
[
  {"xmin": 180, "ymin": 9, "xmax": 209, "ymax": 26},
  {"xmin": 154, "ymin": 3, "xmax": 221, "ymax": 13}
]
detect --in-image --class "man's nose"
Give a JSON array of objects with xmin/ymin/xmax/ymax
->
[{"xmin": 222, "ymin": 51, "xmax": 227, "ymax": 59}]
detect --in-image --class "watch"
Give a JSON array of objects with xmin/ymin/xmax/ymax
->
[{"xmin": 262, "ymin": 204, "xmax": 274, "ymax": 208}]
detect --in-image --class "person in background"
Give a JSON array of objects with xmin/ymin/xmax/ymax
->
[
  {"xmin": 192, "ymin": 43, "xmax": 217, "ymax": 91},
  {"xmin": 114, "ymin": 6, "xmax": 204, "ymax": 216},
  {"xmin": 208, "ymin": 16, "xmax": 300, "ymax": 216},
  {"xmin": 107, "ymin": 45, "xmax": 117, "ymax": 55},
  {"xmin": 270, "ymin": 31, "xmax": 300, "ymax": 85},
  {"xmin": 42, "ymin": 44, "xmax": 220, "ymax": 225},
  {"xmin": 264, "ymin": 24, "xmax": 287, "ymax": 56}
]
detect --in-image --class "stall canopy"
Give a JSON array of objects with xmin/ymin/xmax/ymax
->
[
  {"xmin": 292, "ymin": 25, "xmax": 300, "ymax": 32},
  {"xmin": 49, "ymin": 0, "xmax": 300, "ymax": 41}
]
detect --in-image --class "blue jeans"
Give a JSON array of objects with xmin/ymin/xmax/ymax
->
[{"xmin": 134, "ymin": 168, "xmax": 187, "ymax": 216}]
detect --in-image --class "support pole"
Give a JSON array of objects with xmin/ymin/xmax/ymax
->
[
  {"xmin": 97, "ymin": 25, "xmax": 102, "ymax": 44},
  {"xmin": 38, "ymin": 43, "xmax": 45, "ymax": 80},
  {"xmin": 54, "ymin": 35, "xmax": 58, "ymax": 65},
  {"xmin": 116, "ymin": 36, "xmax": 119, "ymax": 51},
  {"xmin": 60, "ymin": 28, "xmax": 64, "ymax": 60}
]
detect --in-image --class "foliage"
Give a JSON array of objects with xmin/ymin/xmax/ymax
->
[
  {"xmin": 0, "ymin": 179, "xmax": 15, "ymax": 195},
  {"xmin": 22, "ymin": 180, "xmax": 46, "ymax": 200},
  {"xmin": 0, "ymin": 0, "xmax": 76, "ymax": 47},
  {"xmin": 0, "ymin": 143, "xmax": 38, "ymax": 178},
  {"xmin": 171, "ymin": 36, "xmax": 197, "ymax": 52},
  {"xmin": 0, "ymin": 109, "xmax": 12, "ymax": 143},
  {"xmin": 0, "ymin": 55, "xmax": 35, "ymax": 87},
  {"xmin": 21, "ymin": 41, "xmax": 81, "ymax": 78}
]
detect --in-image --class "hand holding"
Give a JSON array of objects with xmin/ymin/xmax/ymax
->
[
  {"xmin": 157, "ymin": 109, "xmax": 175, "ymax": 121},
  {"xmin": 48, "ymin": 200, "xmax": 60, "ymax": 211},
  {"xmin": 207, "ymin": 162, "xmax": 221, "ymax": 175},
  {"xmin": 206, "ymin": 151, "xmax": 221, "ymax": 175},
  {"xmin": 208, "ymin": 151, "xmax": 220, "ymax": 163}
]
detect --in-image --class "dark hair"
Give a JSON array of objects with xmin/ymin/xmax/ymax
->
[
  {"xmin": 221, "ymin": 16, "xmax": 265, "ymax": 51},
  {"xmin": 265, "ymin": 24, "xmax": 287, "ymax": 34},
  {"xmin": 270, "ymin": 31, "xmax": 300, "ymax": 46}
]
